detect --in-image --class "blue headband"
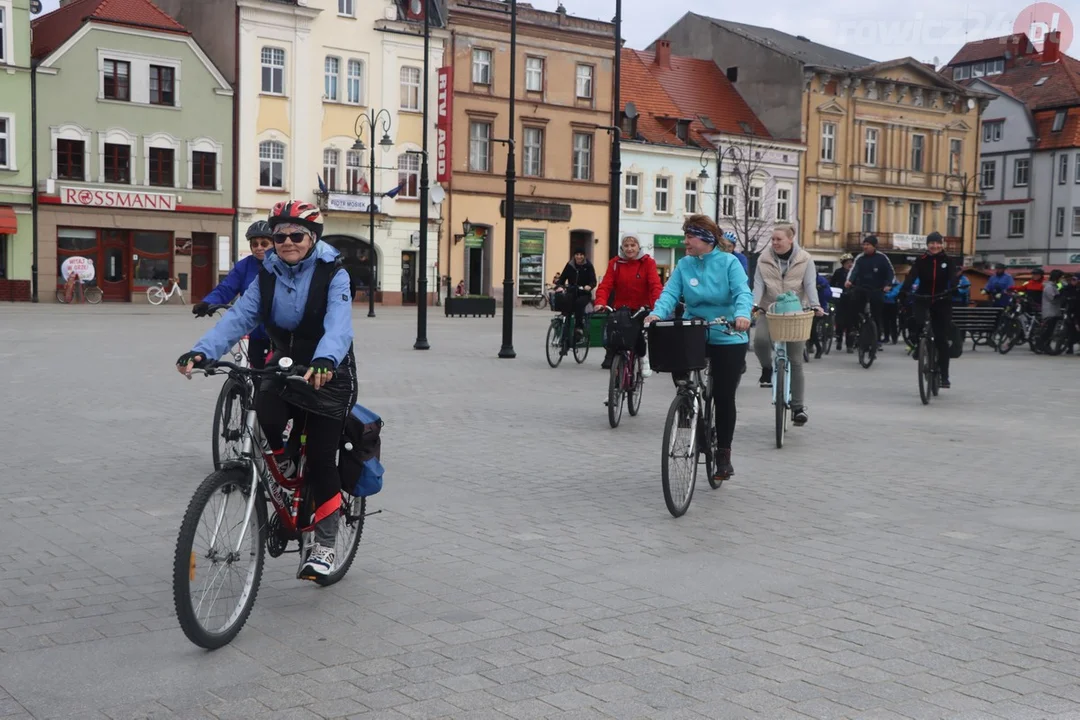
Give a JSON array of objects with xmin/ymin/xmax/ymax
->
[{"xmin": 686, "ymin": 226, "xmax": 717, "ymax": 245}]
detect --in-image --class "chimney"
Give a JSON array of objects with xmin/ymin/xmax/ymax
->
[
  {"xmin": 726, "ymin": 66, "xmax": 738, "ymax": 82},
  {"xmin": 656, "ymin": 40, "xmax": 671, "ymax": 69},
  {"xmin": 1043, "ymin": 30, "xmax": 1062, "ymax": 63}
]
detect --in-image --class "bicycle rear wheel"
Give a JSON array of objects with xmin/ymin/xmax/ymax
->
[
  {"xmin": 173, "ymin": 467, "xmax": 266, "ymax": 649},
  {"xmin": 626, "ymin": 355, "xmax": 644, "ymax": 417},
  {"xmin": 661, "ymin": 394, "xmax": 698, "ymax": 518},
  {"xmin": 84, "ymin": 286, "xmax": 103, "ymax": 304},
  {"xmin": 607, "ymin": 354, "xmax": 625, "ymax": 428},
  {"xmin": 545, "ymin": 320, "xmax": 563, "ymax": 368},
  {"xmin": 917, "ymin": 337, "xmax": 931, "ymax": 405},
  {"xmin": 858, "ymin": 321, "xmax": 876, "ymax": 368},
  {"xmin": 212, "ymin": 378, "xmax": 247, "ymax": 470},
  {"xmin": 774, "ymin": 359, "xmax": 788, "ymax": 448},
  {"xmin": 311, "ymin": 493, "xmax": 366, "ymax": 587}
]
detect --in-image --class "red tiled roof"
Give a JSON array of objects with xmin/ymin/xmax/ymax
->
[
  {"xmin": 1034, "ymin": 107, "xmax": 1080, "ymax": 149},
  {"xmin": 985, "ymin": 55, "xmax": 1080, "ymax": 109},
  {"xmin": 946, "ymin": 34, "xmax": 1032, "ymax": 66},
  {"xmin": 32, "ymin": 0, "xmax": 188, "ymax": 60},
  {"xmin": 620, "ymin": 48, "xmax": 770, "ymax": 149}
]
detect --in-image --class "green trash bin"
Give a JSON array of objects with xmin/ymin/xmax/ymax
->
[{"xmin": 589, "ymin": 311, "xmax": 609, "ymax": 348}]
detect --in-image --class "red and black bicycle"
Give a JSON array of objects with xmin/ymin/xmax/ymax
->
[
  {"xmin": 172, "ymin": 358, "xmax": 366, "ymax": 649},
  {"xmin": 601, "ymin": 307, "xmax": 648, "ymax": 429}
]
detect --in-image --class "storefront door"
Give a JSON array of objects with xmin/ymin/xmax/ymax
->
[
  {"xmin": 400, "ymin": 251, "xmax": 417, "ymax": 304},
  {"xmin": 101, "ymin": 230, "xmax": 130, "ymax": 302},
  {"xmin": 191, "ymin": 234, "xmax": 214, "ymax": 302}
]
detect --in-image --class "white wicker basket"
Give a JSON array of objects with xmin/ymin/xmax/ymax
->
[{"xmin": 765, "ymin": 304, "xmax": 814, "ymax": 342}]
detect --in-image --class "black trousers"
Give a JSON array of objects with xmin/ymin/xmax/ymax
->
[
  {"xmin": 256, "ymin": 390, "xmax": 345, "ymax": 511},
  {"xmin": 881, "ymin": 304, "xmax": 899, "ymax": 342},
  {"xmin": 674, "ymin": 343, "xmax": 748, "ymax": 449},
  {"xmin": 248, "ymin": 337, "xmax": 271, "ymax": 370},
  {"xmin": 562, "ymin": 295, "xmax": 591, "ymax": 333},
  {"xmin": 913, "ymin": 301, "xmax": 952, "ymax": 380}
]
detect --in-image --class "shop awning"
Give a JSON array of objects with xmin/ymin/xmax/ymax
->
[{"xmin": 0, "ymin": 206, "xmax": 16, "ymax": 234}]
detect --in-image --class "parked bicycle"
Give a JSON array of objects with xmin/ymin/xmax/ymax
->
[
  {"xmin": 991, "ymin": 292, "xmax": 1038, "ymax": 354},
  {"xmin": 648, "ymin": 317, "xmax": 734, "ymax": 518},
  {"xmin": 173, "ymin": 358, "xmax": 366, "ymax": 649},
  {"xmin": 523, "ymin": 283, "xmax": 553, "ymax": 309},
  {"xmin": 148, "ymin": 277, "xmax": 185, "ymax": 305},
  {"xmin": 56, "ymin": 272, "xmax": 103, "ymax": 304},
  {"xmin": 545, "ymin": 284, "xmax": 591, "ymax": 368},
  {"xmin": 599, "ymin": 307, "xmax": 647, "ymax": 428},
  {"xmin": 1045, "ymin": 300, "xmax": 1078, "ymax": 356}
]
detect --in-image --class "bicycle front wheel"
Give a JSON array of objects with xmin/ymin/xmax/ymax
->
[
  {"xmin": 775, "ymin": 360, "xmax": 788, "ymax": 448},
  {"xmin": 55, "ymin": 287, "xmax": 71, "ymax": 304},
  {"xmin": 173, "ymin": 467, "xmax": 266, "ymax": 649},
  {"xmin": 147, "ymin": 286, "xmax": 166, "ymax": 305},
  {"xmin": 84, "ymin": 286, "xmax": 103, "ymax": 304},
  {"xmin": 545, "ymin": 320, "xmax": 563, "ymax": 368},
  {"xmin": 212, "ymin": 378, "xmax": 247, "ymax": 470},
  {"xmin": 573, "ymin": 326, "xmax": 590, "ymax": 364},
  {"xmin": 626, "ymin": 355, "xmax": 644, "ymax": 417},
  {"xmin": 858, "ymin": 321, "xmax": 877, "ymax": 368},
  {"xmin": 607, "ymin": 354, "xmax": 625, "ymax": 428},
  {"xmin": 661, "ymin": 394, "xmax": 698, "ymax": 518},
  {"xmin": 917, "ymin": 337, "xmax": 931, "ymax": 405}
]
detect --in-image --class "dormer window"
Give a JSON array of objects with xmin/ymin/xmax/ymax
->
[
  {"xmin": 675, "ymin": 120, "xmax": 689, "ymax": 142},
  {"xmin": 619, "ymin": 111, "xmax": 637, "ymax": 138},
  {"xmin": 953, "ymin": 65, "xmax": 970, "ymax": 80},
  {"xmin": 1053, "ymin": 109, "xmax": 1067, "ymax": 132}
]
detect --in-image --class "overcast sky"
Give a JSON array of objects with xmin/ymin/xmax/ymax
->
[{"xmin": 37, "ymin": 0, "xmax": 1071, "ymax": 67}]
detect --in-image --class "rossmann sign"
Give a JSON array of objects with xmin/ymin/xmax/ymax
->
[
  {"xmin": 60, "ymin": 187, "xmax": 177, "ymax": 211},
  {"xmin": 436, "ymin": 66, "xmax": 453, "ymax": 183}
]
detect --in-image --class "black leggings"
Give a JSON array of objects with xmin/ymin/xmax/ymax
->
[
  {"xmin": 913, "ymin": 301, "xmax": 952, "ymax": 380},
  {"xmin": 255, "ymin": 391, "xmax": 344, "ymax": 511},
  {"xmin": 675, "ymin": 343, "xmax": 748, "ymax": 449}
]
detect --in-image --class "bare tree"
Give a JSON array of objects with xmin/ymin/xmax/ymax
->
[{"xmin": 720, "ymin": 137, "xmax": 776, "ymax": 265}]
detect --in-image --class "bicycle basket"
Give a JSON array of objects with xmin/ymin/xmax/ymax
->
[
  {"xmin": 603, "ymin": 309, "xmax": 640, "ymax": 352},
  {"xmin": 647, "ymin": 320, "xmax": 707, "ymax": 373},
  {"xmin": 765, "ymin": 306, "xmax": 814, "ymax": 343},
  {"xmin": 552, "ymin": 291, "xmax": 575, "ymax": 314}
]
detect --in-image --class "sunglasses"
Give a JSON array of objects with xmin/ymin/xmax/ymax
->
[
  {"xmin": 250, "ymin": 239, "xmax": 273, "ymax": 249},
  {"xmin": 272, "ymin": 232, "xmax": 309, "ymax": 244}
]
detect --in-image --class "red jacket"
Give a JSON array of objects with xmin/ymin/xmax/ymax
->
[{"xmin": 595, "ymin": 254, "xmax": 663, "ymax": 311}]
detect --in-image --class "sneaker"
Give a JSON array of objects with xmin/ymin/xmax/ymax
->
[
  {"xmin": 641, "ymin": 357, "xmax": 653, "ymax": 378},
  {"xmin": 601, "ymin": 359, "xmax": 612, "ymax": 370},
  {"xmin": 793, "ymin": 407, "xmax": 808, "ymax": 426},
  {"xmin": 299, "ymin": 543, "xmax": 335, "ymax": 579},
  {"xmin": 276, "ymin": 457, "xmax": 297, "ymax": 479},
  {"xmin": 759, "ymin": 368, "xmax": 772, "ymax": 388},
  {"xmin": 939, "ymin": 378, "xmax": 951, "ymax": 389}
]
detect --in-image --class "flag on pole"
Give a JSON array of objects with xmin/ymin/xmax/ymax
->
[{"xmin": 317, "ymin": 174, "xmax": 328, "ymax": 194}]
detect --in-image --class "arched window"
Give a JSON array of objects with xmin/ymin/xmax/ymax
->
[{"xmin": 259, "ymin": 140, "xmax": 285, "ymax": 189}]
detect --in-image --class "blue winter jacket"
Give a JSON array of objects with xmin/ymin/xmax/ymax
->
[
  {"xmin": 193, "ymin": 241, "xmax": 354, "ymax": 367},
  {"xmin": 200, "ymin": 254, "xmax": 267, "ymax": 340},
  {"xmin": 733, "ymin": 251, "xmax": 749, "ymax": 274},
  {"xmin": 984, "ymin": 273, "xmax": 1014, "ymax": 306},
  {"xmin": 884, "ymin": 283, "xmax": 902, "ymax": 304},
  {"xmin": 652, "ymin": 248, "xmax": 753, "ymax": 345},
  {"xmin": 815, "ymin": 274, "xmax": 832, "ymax": 309}
]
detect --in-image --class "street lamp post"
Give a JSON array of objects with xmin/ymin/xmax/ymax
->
[
  {"xmin": 946, "ymin": 172, "xmax": 980, "ymax": 256},
  {"xmin": 353, "ymin": 109, "xmax": 394, "ymax": 318},
  {"xmin": 414, "ymin": 0, "xmax": 432, "ymax": 350},
  {"xmin": 498, "ymin": 0, "xmax": 518, "ymax": 359},
  {"xmin": 607, "ymin": 0, "xmax": 622, "ymax": 262},
  {"xmin": 697, "ymin": 145, "xmax": 742, "ymax": 227}
]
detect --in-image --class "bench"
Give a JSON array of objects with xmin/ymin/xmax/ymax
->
[{"xmin": 952, "ymin": 305, "xmax": 1003, "ymax": 350}]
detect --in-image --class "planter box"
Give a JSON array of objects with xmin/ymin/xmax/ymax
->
[{"xmin": 445, "ymin": 296, "xmax": 496, "ymax": 317}]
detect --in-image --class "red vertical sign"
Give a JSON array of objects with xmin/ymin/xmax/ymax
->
[{"xmin": 436, "ymin": 66, "xmax": 453, "ymax": 183}]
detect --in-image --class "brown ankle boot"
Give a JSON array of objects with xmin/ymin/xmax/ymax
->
[{"xmin": 715, "ymin": 448, "xmax": 734, "ymax": 479}]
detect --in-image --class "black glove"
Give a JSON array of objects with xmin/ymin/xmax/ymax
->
[
  {"xmin": 310, "ymin": 357, "xmax": 336, "ymax": 375},
  {"xmin": 192, "ymin": 301, "xmax": 210, "ymax": 317},
  {"xmin": 176, "ymin": 351, "xmax": 211, "ymax": 369}
]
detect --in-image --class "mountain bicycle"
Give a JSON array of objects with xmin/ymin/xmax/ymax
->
[
  {"xmin": 600, "ymin": 307, "xmax": 647, "ymax": 428},
  {"xmin": 991, "ymin": 292, "xmax": 1038, "ymax": 354},
  {"xmin": 148, "ymin": 277, "xmax": 185, "ymax": 305},
  {"xmin": 545, "ymin": 285, "xmax": 591, "ymax": 368},
  {"xmin": 912, "ymin": 291, "xmax": 953, "ymax": 405},
  {"xmin": 649, "ymin": 317, "xmax": 734, "ymax": 518},
  {"xmin": 173, "ymin": 358, "xmax": 367, "ymax": 650}
]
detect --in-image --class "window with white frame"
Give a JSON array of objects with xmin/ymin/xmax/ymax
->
[
  {"xmin": 99, "ymin": 128, "xmax": 136, "ymax": 184},
  {"xmin": 322, "ymin": 148, "xmax": 339, "ymax": 191},
  {"xmin": 1076, "ymin": 152, "xmax": 1080, "ymax": 183},
  {"xmin": 397, "ymin": 153, "xmax": 420, "ymax": 198},
  {"xmin": 324, "ymin": 56, "xmax": 340, "ymax": 101},
  {"xmin": 347, "ymin": 60, "xmax": 364, "ymax": 104},
  {"xmin": 261, "ymin": 47, "xmax": 285, "ymax": 94},
  {"xmin": 977, "ymin": 211, "xmax": 991, "ymax": 238},
  {"xmin": 345, "ymin": 150, "xmax": 363, "ymax": 193},
  {"xmin": 472, "ymin": 49, "xmax": 492, "ymax": 85},
  {"xmin": 747, "ymin": 185, "xmax": 762, "ymax": 219},
  {"xmin": 818, "ymin": 195, "xmax": 834, "ymax": 230},
  {"xmin": 821, "ymin": 122, "xmax": 836, "ymax": 162},
  {"xmin": 1008, "ymin": 209, "xmax": 1025, "ymax": 237},
  {"xmin": 864, "ymin": 127, "xmax": 878, "ymax": 166},
  {"xmin": 949, "ymin": 138, "xmax": 962, "ymax": 174},
  {"xmin": 1056, "ymin": 207, "xmax": 1065, "ymax": 236},
  {"xmin": 102, "ymin": 59, "xmax": 131, "ymax": 101},
  {"xmin": 1073, "ymin": 207, "xmax": 1080, "ymax": 235},
  {"xmin": 722, "ymin": 184, "xmax": 736, "ymax": 217},
  {"xmin": 53, "ymin": 125, "xmax": 91, "ymax": 181},
  {"xmin": 572, "ymin": 132, "xmax": 592, "ymax": 180},
  {"xmin": 400, "ymin": 66, "xmax": 420, "ymax": 110},
  {"xmin": 1060, "ymin": 154, "xmax": 1069, "ymax": 184},
  {"xmin": 987, "ymin": 58, "xmax": 1004, "ymax": 74},
  {"xmin": 0, "ymin": 116, "xmax": 10, "ymax": 170},
  {"xmin": 259, "ymin": 140, "xmax": 285, "ymax": 188},
  {"xmin": 685, "ymin": 179, "xmax": 698, "ymax": 214},
  {"xmin": 775, "ymin": 187, "xmax": 789, "ymax": 221},
  {"xmin": 947, "ymin": 205, "xmax": 960, "ymax": 237},
  {"xmin": 338, "ymin": 0, "xmax": 354, "ymax": 15},
  {"xmin": 908, "ymin": 201, "xmax": 923, "ymax": 235},
  {"xmin": 188, "ymin": 137, "xmax": 221, "ymax": 191},
  {"xmin": 469, "ymin": 121, "xmax": 491, "ymax": 172},
  {"xmin": 144, "ymin": 133, "xmax": 179, "ymax": 188},
  {"xmin": 655, "ymin": 176, "xmax": 669, "ymax": 213},
  {"xmin": 983, "ymin": 120, "xmax": 1002, "ymax": 142},
  {"xmin": 1053, "ymin": 109, "xmax": 1066, "ymax": 132},
  {"xmin": 0, "ymin": 4, "xmax": 7, "ymax": 65},
  {"xmin": 911, "ymin": 134, "xmax": 925, "ymax": 172},
  {"xmin": 525, "ymin": 56, "xmax": 544, "ymax": 92},
  {"xmin": 1014, "ymin": 158, "xmax": 1030, "ymax": 186},
  {"xmin": 576, "ymin": 65, "xmax": 594, "ymax": 100},
  {"xmin": 953, "ymin": 65, "xmax": 970, "ymax": 81},
  {"xmin": 981, "ymin": 159, "xmax": 996, "ymax": 190},
  {"xmin": 522, "ymin": 127, "xmax": 543, "ymax": 177},
  {"xmin": 861, "ymin": 197, "xmax": 875, "ymax": 233},
  {"xmin": 624, "ymin": 173, "xmax": 639, "ymax": 210}
]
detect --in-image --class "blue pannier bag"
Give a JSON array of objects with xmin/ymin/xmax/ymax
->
[{"xmin": 339, "ymin": 404, "xmax": 384, "ymax": 497}]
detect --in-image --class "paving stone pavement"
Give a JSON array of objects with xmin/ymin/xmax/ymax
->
[{"xmin": 3, "ymin": 303, "xmax": 1080, "ymax": 720}]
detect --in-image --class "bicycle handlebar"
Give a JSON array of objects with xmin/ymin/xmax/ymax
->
[
  {"xmin": 647, "ymin": 316, "xmax": 737, "ymax": 333},
  {"xmin": 195, "ymin": 358, "xmax": 310, "ymax": 382},
  {"xmin": 598, "ymin": 306, "xmax": 649, "ymax": 318},
  {"xmin": 207, "ymin": 304, "xmax": 232, "ymax": 315},
  {"xmin": 905, "ymin": 289, "xmax": 954, "ymax": 301}
]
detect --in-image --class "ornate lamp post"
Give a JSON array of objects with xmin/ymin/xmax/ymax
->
[{"xmin": 352, "ymin": 109, "xmax": 394, "ymax": 318}]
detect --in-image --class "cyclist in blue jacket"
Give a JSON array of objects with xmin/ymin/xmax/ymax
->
[{"xmin": 191, "ymin": 221, "xmax": 275, "ymax": 368}]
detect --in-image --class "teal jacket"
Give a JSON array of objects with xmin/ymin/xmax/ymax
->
[{"xmin": 652, "ymin": 249, "xmax": 753, "ymax": 345}]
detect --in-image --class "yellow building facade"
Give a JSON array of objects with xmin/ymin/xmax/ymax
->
[{"xmin": 799, "ymin": 59, "xmax": 992, "ymax": 267}]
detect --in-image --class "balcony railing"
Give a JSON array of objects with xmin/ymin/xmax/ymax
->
[{"xmin": 845, "ymin": 232, "xmax": 962, "ymax": 255}]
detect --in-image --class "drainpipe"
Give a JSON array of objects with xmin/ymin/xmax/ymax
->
[
  {"xmin": 231, "ymin": 2, "xmax": 240, "ymax": 266},
  {"xmin": 1047, "ymin": 150, "xmax": 1056, "ymax": 264},
  {"xmin": 30, "ymin": 58, "xmax": 39, "ymax": 302}
]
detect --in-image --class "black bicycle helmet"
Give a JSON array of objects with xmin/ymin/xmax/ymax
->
[{"xmin": 246, "ymin": 220, "xmax": 273, "ymax": 240}]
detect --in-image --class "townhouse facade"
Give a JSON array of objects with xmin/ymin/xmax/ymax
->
[
  {"xmin": 440, "ymin": 0, "xmax": 615, "ymax": 302},
  {"xmin": 154, "ymin": 0, "xmax": 447, "ymax": 306},
  {"xmin": 0, "ymin": 0, "xmax": 33, "ymax": 300},
  {"xmin": 31, "ymin": 0, "xmax": 235, "ymax": 303}
]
